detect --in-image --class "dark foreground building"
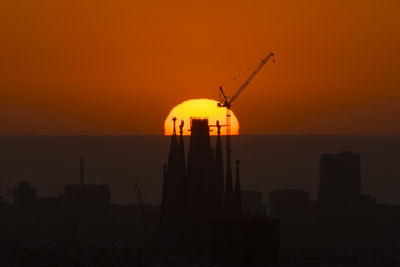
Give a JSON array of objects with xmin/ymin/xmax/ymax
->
[
  {"xmin": 271, "ymin": 151, "xmax": 400, "ymax": 266},
  {"xmin": 242, "ymin": 190, "xmax": 267, "ymax": 216},
  {"xmin": 160, "ymin": 118, "xmax": 280, "ymax": 267},
  {"xmin": 209, "ymin": 217, "xmax": 279, "ymax": 267},
  {"xmin": 269, "ymin": 189, "xmax": 309, "ymax": 220},
  {"xmin": 14, "ymin": 180, "xmax": 37, "ymax": 210},
  {"xmin": 65, "ymin": 158, "xmax": 111, "ymax": 211},
  {"xmin": 160, "ymin": 118, "xmax": 243, "ymax": 252},
  {"xmin": 318, "ymin": 151, "xmax": 361, "ymax": 213}
]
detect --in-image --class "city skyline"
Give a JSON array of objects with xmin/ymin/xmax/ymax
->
[
  {"xmin": 3, "ymin": 121, "xmax": 400, "ymax": 266},
  {"xmin": 1, "ymin": 1, "xmax": 400, "ymax": 265}
]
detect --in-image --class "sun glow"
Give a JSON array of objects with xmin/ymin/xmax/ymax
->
[{"xmin": 164, "ymin": 99, "xmax": 239, "ymax": 136}]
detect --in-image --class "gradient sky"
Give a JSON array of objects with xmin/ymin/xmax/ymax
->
[{"xmin": 1, "ymin": 0, "xmax": 399, "ymax": 134}]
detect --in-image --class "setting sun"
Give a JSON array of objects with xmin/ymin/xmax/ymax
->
[{"xmin": 164, "ymin": 99, "xmax": 239, "ymax": 136}]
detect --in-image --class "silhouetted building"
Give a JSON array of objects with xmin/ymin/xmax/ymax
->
[
  {"xmin": 224, "ymin": 128, "xmax": 234, "ymax": 218},
  {"xmin": 242, "ymin": 190, "xmax": 266, "ymax": 216},
  {"xmin": 209, "ymin": 217, "xmax": 279, "ymax": 267},
  {"xmin": 269, "ymin": 189, "xmax": 309, "ymax": 220},
  {"xmin": 233, "ymin": 160, "xmax": 242, "ymax": 217},
  {"xmin": 318, "ymin": 151, "xmax": 361, "ymax": 213},
  {"xmin": 35, "ymin": 195, "xmax": 64, "ymax": 211},
  {"xmin": 186, "ymin": 119, "xmax": 215, "ymax": 225},
  {"xmin": 160, "ymin": 118, "xmax": 242, "ymax": 251},
  {"xmin": 14, "ymin": 180, "xmax": 36, "ymax": 210},
  {"xmin": 214, "ymin": 120, "xmax": 225, "ymax": 215},
  {"xmin": 65, "ymin": 184, "xmax": 110, "ymax": 210},
  {"xmin": 64, "ymin": 158, "xmax": 110, "ymax": 211},
  {"xmin": 359, "ymin": 194, "xmax": 377, "ymax": 210},
  {"xmin": 160, "ymin": 118, "xmax": 187, "ymax": 248}
]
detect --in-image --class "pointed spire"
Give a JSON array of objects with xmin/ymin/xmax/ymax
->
[
  {"xmin": 161, "ymin": 164, "xmax": 167, "ymax": 199},
  {"xmin": 179, "ymin": 120, "xmax": 184, "ymax": 136},
  {"xmin": 215, "ymin": 120, "xmax": 224, "ymax": 212},
  {"xmin": 173, "ymin": 117, "xmax": 177, "ymax": 135},
  {"xmin": 178, "ymin": 120, "xmax": 186, "ymax": 174},
  {"xmin": 233, "ymin": 160, "xmax": 242, "ymax": 217},
  {"xmin": 224, "ymin": 125, "xmax": 233, "ymax": 216},
  {"xmin": 161, "ymin": 118, "xmax": 187, "ymax": 241},
  {"xmin": 217, "ymin": 120, "xmax": 221, "ymax": 135},
  {"xmin": 160, "ymin": 164, "xmax": 168, "ymax": 225},
  {"xmin": 165, "ymin": 117, "xmax": 180, "ymax": 220},
  {"xmin": 168, "ymin": 117, "xmax": 179, "ymax": 167},
  {"xmin": 163, "ymin": 164, "xmax": 167, "ymax": 178}
]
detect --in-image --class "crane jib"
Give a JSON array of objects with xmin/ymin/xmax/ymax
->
[{"xmin": 218, "ymin": 52, "xmax": 274, "ymax": 108}]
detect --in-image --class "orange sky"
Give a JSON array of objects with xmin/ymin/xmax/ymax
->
[{"xmin": 1, "ymin": 0, "xmax": 399, "ymax": 135}]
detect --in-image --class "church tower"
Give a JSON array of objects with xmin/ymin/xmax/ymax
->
[
  {"xmin": 160, "ymin": 118, "xmax": 186, "ymax": 247},
  {"xmin": 224, "ymin": 135, "xmax": 234, "ymax": 217},
  {"xmin": 213, "ymin": 121, "xmax": 225, "ymax": 215},
  {"xmin": 160, "ymin": 118, "xmax": 243, "ymax": 251},
  {"xmin": 186, "ymin": 119, "xmax": 214, "ymax": 222}
]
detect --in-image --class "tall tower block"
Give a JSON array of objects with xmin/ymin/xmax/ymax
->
[{"xmin": 318, "ymin": 151, "xmax": 361, "ymax": 211}]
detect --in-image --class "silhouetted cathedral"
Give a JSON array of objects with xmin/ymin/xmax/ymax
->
[{"xmin": 160, "ymin": 118, "xmax": 242, "ymax": 250}]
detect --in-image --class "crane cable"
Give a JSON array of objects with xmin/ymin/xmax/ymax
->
[{"xmin": 219, "ymin": 59, "xmax": 266, "ymax": 96}]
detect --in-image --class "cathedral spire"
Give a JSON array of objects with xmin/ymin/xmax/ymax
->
[
  {"xmin": 173, "ymin": 117, "xmax": 177, "ymax": 135},
  {"xmin": 164, "ymin": 117, "xmax": 180, "ymax": 222},
  {"xmin": 224, "ymin": 125, "xmax": 233, "ymax": 216},
  {"xmin": 215, "ymin": 121, "xmax": 224, "ymax": 212},
  {"xmin": 160, "ymin": 164, "xmax": 168, "ymax": 226},
  {"xmin": 179, "ymin": 120, "xmax": 184, "ymax": 136},
  {"xmin": 161, "ymin": 118, "xmax": 187, "ymax": 246},
  {"xmin": 178, "ymin": 120, "xmax": 186, "ymax": 174},
  {"xmin": 168, "ymin": 117, "xmax": 179, "ymax": 167},
  {"xmin": 161, "ymin": 164, "xmax": 167, "ymax": 200},
  {"xmin": 233, "ymin": 160, "xmax": 242, "ymax": 217}
]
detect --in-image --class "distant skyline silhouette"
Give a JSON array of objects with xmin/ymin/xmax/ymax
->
[
  {"xmin": 1, "ymin": 0, "xmax": 399, "ymax": 265},
  {"xmin": 1, "ymin": 135, "xmax": 400, "ymax": 205},
  {"xmin": 2, "ymin": 124, "xmax": 400, "ymax": 266}
]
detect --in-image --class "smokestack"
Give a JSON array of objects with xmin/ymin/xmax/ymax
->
[{"xmin": 80, "ymin": 158, "xmax": 84, "ymax": 185}]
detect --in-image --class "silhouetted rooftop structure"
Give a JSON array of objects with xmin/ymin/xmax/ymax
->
[
  {"xmin": 160, "ymin": 118, "xmax": 242, "ymax": 252},
  {"xmin": 209, "ymin": 217, "xmax": 279, "ymax": 267},
  {"xmin": 64, "ymin": 158, "xmax": 111, "ymax": 211}
]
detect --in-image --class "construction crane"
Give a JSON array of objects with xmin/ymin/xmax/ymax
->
[
  {"xmin": 134, "ymin": 182, "xmax": 153, "ymax": 223},
  {"xmin": 218, "ymin": 52, "xmax": 274, "ymax": 153},
  {"xmin": 133, "ymin": 182, "xmax": 149, "ymax": 260},
  {"xmin": 134, "ymin": 181, "xmax": 151, "ymax": 224}
]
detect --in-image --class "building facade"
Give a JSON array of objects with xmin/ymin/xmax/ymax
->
[
  {"xmin": 160, "ymin": 118, "xmax": 242, "ymax": 251},
  {"xmin": 318, "ymin": 151, "xmax": 361, "ymax": 213}
]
